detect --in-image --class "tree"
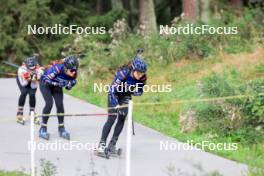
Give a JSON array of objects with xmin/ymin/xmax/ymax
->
[
  {"xmin": 96, "ymin": 0, "xmax": 103, "ymax": 15},
  {"xmin": 200, "ymin": 0, "xmax": 210, "ymax": 23},
  {"xmin": 230, "ymin": 0, "xmax": 243, "ymax": 9},
  {"xmin": 111, "ymin": 0, "xmax": 123, "ymax": 10},
  {"xmin": 182, "ymin": 0, "xmax": 198, "ymax": 21},
  {"xmin": 138, "ymin": 0, "xmax": 157, "ymax": 35},
  {"xmin": 123, "ymin": 0, "xmax": 132, "ymax": 27},
  {"xmin": 170, "ymin": 0, "xmax": 182, "ymax": 19},
  {"xmin": 96, "ymin": 0, "xmax": 111, "ymax": 14}
]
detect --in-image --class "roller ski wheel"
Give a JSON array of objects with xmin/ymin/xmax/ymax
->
[
  {"xmin": 16, "ymin": 118, "xmax": 25, "ymax": 125},
  {"xmin": 107, "ymin": 139, "xmax": 122, "ymax": 157},
  {"xmin": 59, "ymin": 128, "xmax": 70, "ymax": 140},
  {"xmin": 117, "ymin": 148, "xmax": 122, "ymax": 156},
  {"xmin": 34, "ymin": 117, "xmax": 40, "ymax": 125},
  {"xmin": 94, "ymin": 147, "xmax": 110, "ymax": 159},
  {"xmin": 16, "ymin": 114, "xmax": 25, "ymax": 125},
  {"xmin": 29, "ymin": 111, "xmax": 40, "ymax": 125},
  {"xmin": 107, "ymin": 147, "xmax": 122, "ymax": 156},
  {"xmin": 39, "ymin": 126, "xmax": 50, "ymax": 140}
]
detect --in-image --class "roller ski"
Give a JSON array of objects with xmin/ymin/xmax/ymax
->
[
  {"xmin": 16, "ymin": 112, "xmax": 25, "ymax": 125},
  {"xmin": 107, "ymin": 139, "xmax": 122, "ymax": 156},
  {"xmin": 39, "ymin": 125, "xmax": 50, "ymax": 140},
  {"xmin": 31, "ymin": 110, "xmax": 40, "ymax": 125},
  {"xmin": 107, "ymin": 147, "xmax": 122, "ymax": 156},
  {"xmin": 58, "ymin": 125, "xmax": 70, "ymax": 140},
  {"xmin": 94, "ymin": 142, "xmax": 110, "ymax": 159},
  {"xmin": 34, "ymin": 116, "xmax": 40, "ymax": 125},
  {"xmin": 29, "ymin": 110, "xmax": 40, "ymax": 125}
]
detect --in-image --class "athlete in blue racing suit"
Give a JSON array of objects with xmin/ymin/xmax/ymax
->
[
  {"xmin": 39, "ymin": 56, "xmax": 79, "ymax": 140},
  {"xmin": 98, "ymin": 57, "xmax": 147, "ymax": 153}
]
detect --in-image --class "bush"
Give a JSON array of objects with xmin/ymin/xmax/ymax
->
[
  {"xmin": 199, "ymin": 73, "xmax": 235, "ymax": 97},
  {"xmin": 184, "ymin": 73, "xmax": 264, "ymax": 143},
  {"xmin": 240, "ymin": 79, "xmax": 264, "ymax": 128}
]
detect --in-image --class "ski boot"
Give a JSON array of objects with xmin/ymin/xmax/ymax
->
[
  {"xmin": 16, "ymin": 111, "xmax": 25, "ymax": 125},
  {"xmin": 39, "ymin": 125, "xmax": 50, "ymax": 140},
  {"xmin": 29, "ymin": 108, "xmax": 40, "ymax": 125},
  {"xmin": 107, "ymin": 138, "xmax": 122, "ymax": 156},
  {"xmin": 58, "ymin": 125, "xmax": 70, "ymax": 140},
  {"xmin": 95, "ymin": 141, "xmax": 109, "ymax": 159}
]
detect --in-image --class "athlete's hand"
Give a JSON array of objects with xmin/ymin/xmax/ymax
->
[
  {"xmin": 23, "ymin": 72, "xmax": 31, "ymax": 80},
  {"xmin": 58, "ymin": 81, "xmax": 67, "ymax": 87},
  {"xmin": 65, "ymin": 80, "xmax": 77, "ymax": 90},
  {"xmin": 118, "ymin": 108, "xmax": 127, "ymax": 116},
  {"xmin": 133, "ymin": 91, "xmax": 142, "ymax": 96},
  {"xmin": 51, "ymin": 82, "xmax": 58, "ymax": 86},
  {"xmin": 115, "ymin": 105, "xmax": 121, "ymax": 110},
  {"xmin": 115, "ymin": 105, "xmax": 128, "ymax": 116},
  {"xmin": 51, "ymin": 81, "xmax": 65, "ymax": 87},
  {"xmin": 31, "ymin": 73, "xmax": 37, "ymax": 82}
]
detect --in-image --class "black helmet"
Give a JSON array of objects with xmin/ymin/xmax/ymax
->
[
  {"xmin": 132, "ymin": 57, "xmax": 147, "ymax": 73},
  {"xmin": 25, "ymin": 56, "xmax": 38, "ymax": 69},
  {"xmin": 64, "ymin": 56, "xmax": 79, "ymax": 70}
]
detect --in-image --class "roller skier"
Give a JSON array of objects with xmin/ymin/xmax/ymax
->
[
  {"xmin": 38, "ymin": 56, "xmax": 79, "ymax": 140},
  {"xmin": 96, "ymin": 49, "xmax": 147, "ymax": 158},
  {"xmin": 16, "ymin": 56, "xmax": 43, "ymax": 125}
]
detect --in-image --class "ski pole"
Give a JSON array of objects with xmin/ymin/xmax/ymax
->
[
  {"xmin": 134, "ymin": 48, "xmax": 144, "ymax": 58},
  {"xmin": 132, "ymin": 117, "xmax": 135, "ymax": 135},
  {"xmin": 2, "ymin": 61, "xmax": 19, "ymax": 68}
]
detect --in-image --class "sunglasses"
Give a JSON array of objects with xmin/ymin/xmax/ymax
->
[
  {"xmin": 69, "ymin": 69, "xmax": 77, "ymax": 73},
  {"xmin": 29, "ymin": 66, "xmax": 36, "ymax": 70}
]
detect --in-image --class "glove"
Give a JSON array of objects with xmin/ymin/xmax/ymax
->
[
  {"xmin": 65, "ymin": 80, "xmax": 77, "ymax": 90},
  {"xmin": 31, "ymin": 73, "xmax": 37, "ymax": 82},
  {"xmin": 23, "ymin": 72, "xmax": 31, "ymax": 80},
  {"xmin": 133, "ymin": 91, "xmax": 142, "ymax": 96},
  {"xmin": 51, "ymin": 82, "xmax": 58, "ymax": 86},
  {"xmin": 115, "ymin": 105, "xmax": 128, "ymax": 116},
  {"xmin": 51, "ymin": 81, "xmax": 66, "ymax": 87},
  {"xmin": 58, "ymin": 81, "xmax": 67, "ymax": 87}
]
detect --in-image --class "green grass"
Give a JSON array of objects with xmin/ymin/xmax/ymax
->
[{"xmin": 0, "ymin": 171, "xmax": 28, "ymax": 176}]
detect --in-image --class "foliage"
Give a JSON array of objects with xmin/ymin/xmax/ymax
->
[{"xmin": 189, "ymin": 74, "xmax": 264, "ymax": 144}]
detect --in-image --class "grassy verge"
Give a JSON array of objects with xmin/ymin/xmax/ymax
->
[
  {"xmin": 69, "ymin": 47, "xmax": 264, "ymax": 169},
  {"xmin": 0, "ymin": 171, "xmax": 29, "ymax": 176}
]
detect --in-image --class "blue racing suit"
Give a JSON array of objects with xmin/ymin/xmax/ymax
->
[
  {"xmin": 108, "ymin": 66, "xmax": 146, "ymax": 106},
  {"xmin": 39, "ymin": 63, "xmax": 77, "ymax": 128},
  {"xmin": 101, "ymin": 66, "xmax": 147, "ymax": 144},
  {"xmin": 41, "ymin": 64, "xmax": 77, "ymax": 89}
]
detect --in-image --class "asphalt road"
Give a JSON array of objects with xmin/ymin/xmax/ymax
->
[{"xmin": 0, "ymin": 78, "xmax": 248, "ymax": 176}]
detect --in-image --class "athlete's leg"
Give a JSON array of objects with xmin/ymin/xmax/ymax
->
[
  {"xmin": 28, "ymin": 88, "xmax": 37, "ymax": 110},
  {"xmin": 100, "ymin": 95, "xmax": 118, "ymax": 143},
  {"xmin": 39, "ymin": 82, "xmax": 53, "ymax": 125},
  {"xmin": 52, "ymin": 86, "xmax": 64, "ymax": 125},
  {"xmin": 108, "ymin": 96, "xmax": 130, "ymax": 149},
  {"xmin": 16, "ymin": 76, "xmax": 29, "ymax": 113}
]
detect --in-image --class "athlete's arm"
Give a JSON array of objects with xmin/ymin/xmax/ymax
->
[
  {"xmin": 134, "ymin": 75, "xmax": 147, "ymax": 96},
  {"xmin": 109, "ymin": 69, "xmax": 129, "ymax": 106},
  {"xmin": 17, "ymin": 66, "xmax": 30, "ymax": 86},
  {"xmin": 42, "ymin": 65, "xmax": 61, "ymax": 85}
]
